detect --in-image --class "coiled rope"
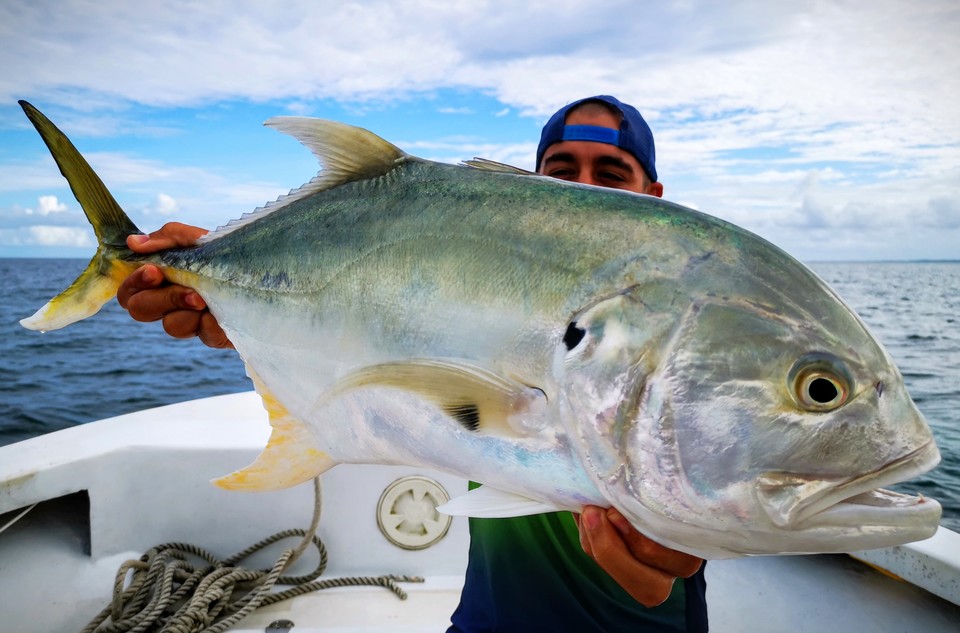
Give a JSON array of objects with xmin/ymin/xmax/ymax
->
[{"xmin": 80, "ymin": 478, "xmax": 423, "ymax": 632}]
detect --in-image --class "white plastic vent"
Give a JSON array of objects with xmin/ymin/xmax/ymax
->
[{"xmin": 376, "ymin": 476, "xmax": 452, "ymax": 550}]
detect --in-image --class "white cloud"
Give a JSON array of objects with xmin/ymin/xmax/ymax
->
[
  {"xmin": 149, "ymin": 193, "xmax": 179, "ymax": 216},
  {"xmin": 2, "ymin": 2, "xmax": 954, "ymax": 124},
  {"xmin": 4, "ymin": 1, "xmax": 956, "ymax": 157},
  {"xmin": 0, "ymin": 160, "xmax": 73, "ymax": 192},
  {"xmin": 401, "ymin": 138, "xmax": 537, "ymax": 169},
  {"xmin": 26, "ymin": 225, "xmax": 94, "ymax": 247},
  {"xmin": 0, "ymin": 0, "xmax": 958, "ymax": 260},
  {"xmin": 37, "ymin": 195, "xmax": 67, "ymax": 215},
  {"xmin": 25, "ymin": 195, "xmax": 68, "ymax": 216}
]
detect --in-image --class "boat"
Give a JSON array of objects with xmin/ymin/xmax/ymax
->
[{"xmin": 2, "ymin": 391, "xmax": 958, "ymax": 632}]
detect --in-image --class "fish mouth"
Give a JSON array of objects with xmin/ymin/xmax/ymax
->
[{"xmin": 756, "ymin": 440, "xmax": 942, "ymax": 530}]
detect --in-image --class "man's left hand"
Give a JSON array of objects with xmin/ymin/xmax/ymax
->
[{"xmin": 574, "ymin": 506, "xmax": 703, "ymax": 607}]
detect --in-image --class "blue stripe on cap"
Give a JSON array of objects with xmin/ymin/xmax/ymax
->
[{"xmin": 560, "ymin": 125, "xmax": 621, "ymax": 146}]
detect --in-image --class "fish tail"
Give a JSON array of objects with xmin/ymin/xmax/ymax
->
[{"xmin": 19, "ymin": 100, "xmax": 142, "ymax": 332}]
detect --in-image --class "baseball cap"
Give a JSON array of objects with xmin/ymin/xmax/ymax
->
[{"xmin": 536, "ymin": 95, "xmax": 657, "ymax": 182}]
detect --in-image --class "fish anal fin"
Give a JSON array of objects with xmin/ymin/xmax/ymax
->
[
  {"xmin": 326, "ymin": 358, "xmax": 549, "ymax": 437},
  {"xmin": 213, "ymin": 365, "xmax": 336, "ymax": 491},
  {"xmin": 437, "ymin": 486, "xmax": 560, "ymax": 518}
]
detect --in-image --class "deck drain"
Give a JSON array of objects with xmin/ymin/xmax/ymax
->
[{"xmin": 376, "ymin": 476, "xmax": 452, "ymax": 550}]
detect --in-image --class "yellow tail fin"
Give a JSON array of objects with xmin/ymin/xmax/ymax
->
[{"xmin": 18, "ymin": 101, "xmax": 143, "ymax": 331}]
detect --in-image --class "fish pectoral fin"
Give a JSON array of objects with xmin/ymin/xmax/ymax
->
[
  {"xmin": 324, "ymin": 358, "xmax": 549, "ymax": 437},
  {"xmin": 213, "ymin": 365, "xmax": 337, "ymax": 491},
  {"xmin": 437, "ymin": 486, "xmax": 560, "ymax": 518}
]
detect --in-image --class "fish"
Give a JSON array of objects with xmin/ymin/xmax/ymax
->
[{"xmin": 18, "ymin": 100, "xmax": 942, "ymax": 559}]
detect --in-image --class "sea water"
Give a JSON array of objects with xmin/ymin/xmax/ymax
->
[{"xmin": 1, "ymin": 258, "xmax": 957, "ymax": 531}]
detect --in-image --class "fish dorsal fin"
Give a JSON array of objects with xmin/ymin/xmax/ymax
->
[
  {"xmin": 267, "ymin": 117, "xmax": 407, "ymax": 185},
  {"xmin": 320, "ymin": 358, "xmax": 550, "ymax": 437},
  {"xmin": 213, "ymin": 363, "xmax": 337, "ymax": 491},
  {"xmin": 461, "ymin": 157, "xmax": 535, "ymax": 175},
  {"xmin": 437, "ymin": 486, "xmax": 560, "ymax": 518},
  {"xmin": 200, "ymin": 118, "xmax": 407, "ymax": 244}
]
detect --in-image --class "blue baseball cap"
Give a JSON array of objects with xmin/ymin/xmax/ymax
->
[{"xmin": 536, "ymin": 95, "xmax": 657, "ymax": 182}]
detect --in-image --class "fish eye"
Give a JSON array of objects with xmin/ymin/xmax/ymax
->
[
  {"xmin": 563, "ymin": 322, "xmax": 586, "ymax": 351},
  {"xmin": 789, "ymin": 355, "xmax": 852, "ymax": 412}
]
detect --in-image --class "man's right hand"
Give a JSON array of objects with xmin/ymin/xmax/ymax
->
[{"xmin": 117, "ymin": 222, "xmax": 234, "ymax": 349}]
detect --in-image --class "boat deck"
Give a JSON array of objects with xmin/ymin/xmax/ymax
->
[{"xmin": 1, "ymin": 392, "xmax": 958, "ymax": 632}]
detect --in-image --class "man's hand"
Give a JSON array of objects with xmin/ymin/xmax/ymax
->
[
  {"xmin": 575, "ymin": 506, "xmax": 703, "ymax": 607},
  {"xmin": 117, "ymin": 222, "xmax": 233, "ymax": 349}
]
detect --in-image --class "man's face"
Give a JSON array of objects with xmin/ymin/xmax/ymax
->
[{"xmin": 538, "ymin": 108, "xmax": 663, "ymax": 198}]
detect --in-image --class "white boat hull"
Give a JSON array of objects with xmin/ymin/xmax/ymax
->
[{"xmin": 1, "ymin": 392, "xmax": 958, "ymax": 632}]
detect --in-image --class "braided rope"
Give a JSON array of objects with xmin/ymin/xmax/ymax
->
[{"xmin": 79, "ymin": 478, "xmax": 424, "ymax": 632}]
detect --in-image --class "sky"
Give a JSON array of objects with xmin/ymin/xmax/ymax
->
[{"xmin": 0, "ymin": 0, "xmax": 957, "ymax": 261}]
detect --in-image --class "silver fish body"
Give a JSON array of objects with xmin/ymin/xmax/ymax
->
[{"xmin": 19, "ymin": 102, "xmax": 941, "ymax": 559}]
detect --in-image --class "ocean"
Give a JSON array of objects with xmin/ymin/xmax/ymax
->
[{"xmin": 1, "ymin": 258, "xmax": 957, "ymax": 531}]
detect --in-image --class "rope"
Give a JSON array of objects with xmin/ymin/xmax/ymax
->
[
  {"xmin": 79, "ymin": 478, "xmax": 424, "ymax": 632},
  {"xmin": 0, "ymin": 502, "xmax": 37, "ymax": 535}
]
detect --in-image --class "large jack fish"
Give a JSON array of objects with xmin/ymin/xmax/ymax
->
[{"xmin": 19, "ymin": 101, "xmax": 941, "ymax": 559}]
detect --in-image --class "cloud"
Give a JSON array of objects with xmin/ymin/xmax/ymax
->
[
  {"xmin": 0, "ymin": 0, "xmax": 958, "ymax": 260},
  {"xmin": 5, "ymin": 2, "xmax": 957, "ymax": 161},
  {"xmin": 922, "ymin": 196, "xmax": 960, "ymax": 230},
  {"xmin": 437, "ymin": 107, "xmax": 474, "ymax": 115},
  {"xmin": 3, "ymin": 2, "xmax": 955, "ymax": 121},
  {"xmin": 24, "ymin": 195, "xmax": 68, "ymax": 216},
  {"xmin": 400, "ymin": 138, "xmax": 537, "ymax": 169},
  {"xmin": 0, "ymin": 159, "xmax": 74, "ymax": 192},
  {"xmin": 147, "ymin": 193, "xmax": 179, "ymax": 216},
  {"xmin": 26, "ymin": 225, "xmax": 94, "ymax": 247}
]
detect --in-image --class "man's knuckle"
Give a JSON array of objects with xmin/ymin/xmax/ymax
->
[
  {"xmin": 592, "ymin": 540, "xmax": 618, "ymax": 561},
  {"xmin": 125, "ymin": 297, "xmax": 154, "ymax": 321},
  {"xmin": 679, "ymin": 560, "xmax": 703, "ymax": 578},
  {"xmin": 162, "ymin": 312, "xmax": 197, "ymax": 338}
]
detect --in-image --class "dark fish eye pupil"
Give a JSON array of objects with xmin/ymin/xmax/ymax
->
[
  {"xmin": 563, "ymin": 322, "xmax": 586, "ymax": 350},
  {"xmin": 808, "ymin": 377, "xmax": 839, "ymax": 404}
]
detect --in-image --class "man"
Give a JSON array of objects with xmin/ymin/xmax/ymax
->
[{"xmin": 117, "ymin": 96, "xmax": 707, "ymax": 631}]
